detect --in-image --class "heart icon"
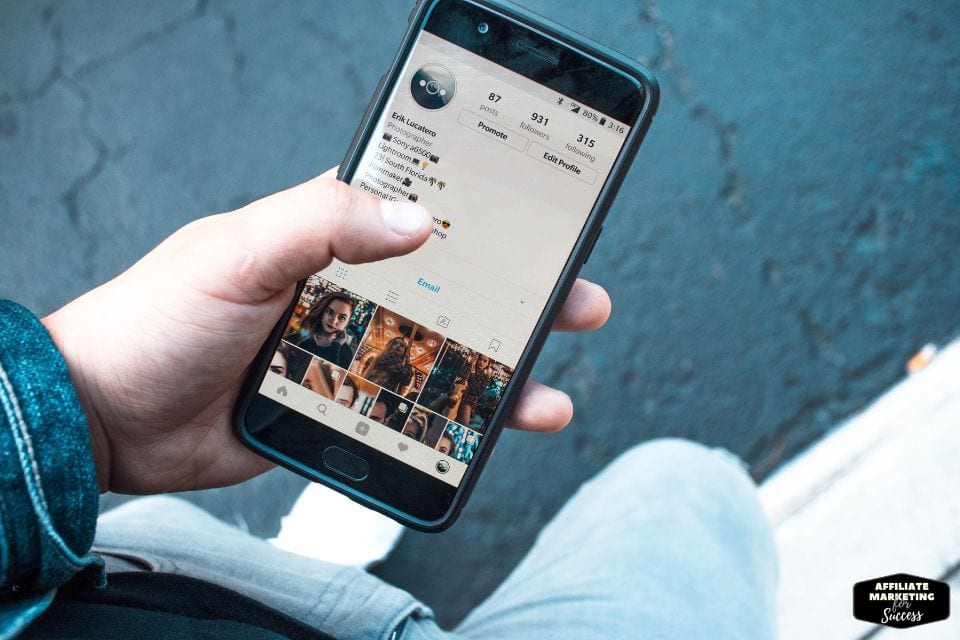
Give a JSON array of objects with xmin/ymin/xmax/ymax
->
[{"xmin": 398, "ymin": 442, "xmax": 409, "ymax": 452}]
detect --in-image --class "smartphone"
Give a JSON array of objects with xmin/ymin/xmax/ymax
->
[{"xmin": 234, "ymin": 0, "xmax": 658, "ymax": 531}]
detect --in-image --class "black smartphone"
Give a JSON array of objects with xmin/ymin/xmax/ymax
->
[{"xmin": 234, "ymin": 0, "xmax": 658, "ymax": 531}]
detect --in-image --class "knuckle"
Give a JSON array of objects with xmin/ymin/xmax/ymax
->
[
  {"xmin": 175, "ymin": 213, "xmax": 217, "ymax": 237},
  {"xmin": 311, "ymin": 178, "xmax": 378, "ymax": 225},
  {"xmin": 230, "ymin": 240, "xmax": 262, "ymax": 288},
  {"xmin": 169, "ymin": 214, "xmax": 230, "ymax": 253},
  {"xmin": 190, "ymin": 220, "xmax": 260, "ymax": 298},
  {"xmin": 308, "ymin": 179, "xmax": 380, "ymax": 258},
  {"xmin": 311, "ymin": 179, "xmax": 367, "ymax": 222}
]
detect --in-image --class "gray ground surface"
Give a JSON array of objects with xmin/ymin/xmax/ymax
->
[{"xmin": 2, "ymin": 0, "xmax": 958, "ymax": 628}]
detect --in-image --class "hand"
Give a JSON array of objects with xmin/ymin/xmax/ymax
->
[{"xmin": 42, "ymin": 171, "xmax": 611, "ymax": 495}]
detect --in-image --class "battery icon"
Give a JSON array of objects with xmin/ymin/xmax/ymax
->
[{"xmin": 599, "ymin": 117, "xmax": 607, "ymax": 126}]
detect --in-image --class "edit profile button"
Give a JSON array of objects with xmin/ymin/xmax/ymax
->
[{"xmin": 416, "ymin": 277, "xmax": 441, "ymax": 294}]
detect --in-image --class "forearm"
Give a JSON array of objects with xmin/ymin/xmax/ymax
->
[{"xmin": 0, "ymin": 300, "xmax": 103, "ymax": 594}]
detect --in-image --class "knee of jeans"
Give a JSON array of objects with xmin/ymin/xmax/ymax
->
[
  {"xmin": 102, "ymin": 494, "xmax": 194, "ymax": 513},
  {"xmin": 578, "ymin": 439, "xmax": 777, "ymax": 590},
  {"xmin": 587, "ymin": 438, "xmax": 756, "ymax": 507},
  {"xmin": 98, "ymin": 495, "xmax": 214, "ymax": 529}
]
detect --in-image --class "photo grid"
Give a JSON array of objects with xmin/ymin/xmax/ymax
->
[{"xmin": 272, "ymin": 274, "xmax": 515, "ymax": 465}]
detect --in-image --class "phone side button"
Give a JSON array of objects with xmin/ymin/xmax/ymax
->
[
  {"xmin": 322, "ymin": 446, "xmax": 370, "ymax": 482},
  {"xmin": 339, "ymin": 75, "xmax": 387, "ymax": 178},
  {"xmin": 582, "ymin": 226, "xmax": 604, "ymax": 265},
  {"xmin": 407, "ymin": 0, "xmax": 423, "ymax": 23}
]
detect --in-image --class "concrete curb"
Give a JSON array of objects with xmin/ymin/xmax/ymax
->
[{"xmin": 760, "ymin": 340, "xmax": 960, "ymax": 639}]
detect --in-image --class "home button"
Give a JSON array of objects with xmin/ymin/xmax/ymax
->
[{"xmin": 322, "ymin": 446, "xmax": 369, "ymax": 481}]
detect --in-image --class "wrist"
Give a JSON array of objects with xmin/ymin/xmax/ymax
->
[{"xmin": 42, "ymin": 311, "xmax": 112, "ymax": 493}]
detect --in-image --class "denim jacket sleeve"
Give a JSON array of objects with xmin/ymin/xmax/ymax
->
[{"xmin": 0, "ymin": 300, "xmax": 104, "ymax": 639}]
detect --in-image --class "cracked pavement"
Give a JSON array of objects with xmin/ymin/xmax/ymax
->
[{"xmin": 2, "ymin": 0, "xmax": 959, "ymax": 627}]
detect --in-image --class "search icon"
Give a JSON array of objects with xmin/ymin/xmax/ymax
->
[{"xmin": 317, "ymin": 403, "xmax": 328, "ymax": 416}]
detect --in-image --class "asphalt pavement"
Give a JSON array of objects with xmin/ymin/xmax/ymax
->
[{"xmin": 2, "ymin": 0, "xmax": 958, "ymax": 628}]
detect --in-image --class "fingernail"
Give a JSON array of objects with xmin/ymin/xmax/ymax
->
[{"xmin": 380, "ymin": 201, "xmax": 429, "ymax": 237}]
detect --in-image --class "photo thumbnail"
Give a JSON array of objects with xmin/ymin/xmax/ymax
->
[
  {"xmin": 423, "ymin": 410, "xmax": 448, "ymax": 448},
  {"xmin": 351, "ymin": 307, "xmax": 444, "ymax": 398},
  {"xmin": 439, "ymin": 422, "xmax": 481, "ymax": 464},
  {"xmin": 370, "ymin": 388, "xmax": 414, "ymax": 432},
  {"xmin": 419, "ymin": 339, "xmax": 514, "ymax": 433},
  {"xmin": 334, "ymin": 373, "xmax": 380, "ymax": 415},
  {"xmin": 301, "ymin": 358, "xmax": 346, "ymax": 401},
  {"xmin": 283, "ymin": 274, "xmax": 376, "ymax": 370},
  {"xmin": 400, "ymin": 406, "xmax": 432, "ymax": 443},
  {"xmin": 271, "ymin": 341, "xmax": 313, "ymax": 384}
]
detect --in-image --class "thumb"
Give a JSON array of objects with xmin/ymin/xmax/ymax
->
[{"xmin": 178, "ymin": 174, "xmax": 432, "ymax": 304}]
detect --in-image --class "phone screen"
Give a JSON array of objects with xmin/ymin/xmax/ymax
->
[{"xmin": 255, "ymin": 20, "xmax": 637, "ymax": 488}]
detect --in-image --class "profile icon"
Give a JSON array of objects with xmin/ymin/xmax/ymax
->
[{"xmin": 410, "ymin": 64, "xmax": 456, "ymax": 110}]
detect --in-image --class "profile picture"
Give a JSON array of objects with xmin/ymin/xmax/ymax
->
[
  {"xmin": 351, "ymin": 307, "xmax": 444, "ymax": 397},
  {"xmin": 283, "ymin": 274, "xmax": 376, "ymax": 371},
  {"xmin": 410, "ymin": 64, "xmax": 456, "ymax": 110},
  {"xmin": 440, "ymin": 422, "xmax": 481, "ymax": 464},
  {"xmin": 334, "ymin": 373, "xmax": 380, "ymax": 414},
  {"xmin": 301, "ymin": 358, "xmax": 346, "ymax": 401},
  {"xmin": 270, "ymin": 341, "xmax": 312, "ymax": 384},
  {"xmin": 419, "ymin": 339, "xmax": 513, "ymax": 433}
]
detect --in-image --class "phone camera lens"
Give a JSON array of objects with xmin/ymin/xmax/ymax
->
[{"xmin": 477, "ymin": 22, "xmax": 489, "ymax": 34}]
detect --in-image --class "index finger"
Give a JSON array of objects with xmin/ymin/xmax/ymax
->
[{"xmin": 552, "ymin": 279, "xmax": 612, "ymax": 332}]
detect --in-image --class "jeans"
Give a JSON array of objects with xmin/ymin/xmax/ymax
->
[{"xmin": 92, "ymin": 439, "xmax": 778, "ymax": 640}]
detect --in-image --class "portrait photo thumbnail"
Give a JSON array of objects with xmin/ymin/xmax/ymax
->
[
  {"xmin": 400, "ymin": 405, "xmax": 432, "ymax": 444},
  {"xmin": 283, "ymin": 274, "xmax": 376, "ymax": 371},
  {"xmin": 370, "ymin": 388, "xmax": 415, "ymax": 433},
  {"xmin": 440, "ymin": 422, "xmax": 482, "ymax": 464},
  {"xmin": 419, "ymin": 339, "xmax": 514, "ymax": 433},
  {"xmin": 334, "ymin": 373, "xmax": 380, "ymax": 415},
  {"xmin": 423, "ymin": 410, "xmax": 448, "ymax": 448},
  {"xmin": 301, "ymin": 358, "xmax": 346, "ymax": 402},
  {"xmin": 350, "ymin": 307, "xmax": 444, "ymax": 398},
  {"xmin": 272, "ymin": 341, "xmax": 313, "ymax": 384}
]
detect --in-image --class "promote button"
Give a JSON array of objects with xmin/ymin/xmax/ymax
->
[
  {"xmin": 527, "ymin": 141, "xmax": 598, "ymax": 185},
  {"xmin": 458, "ymin": 110, "xmax": 529, "ymax": 152}
]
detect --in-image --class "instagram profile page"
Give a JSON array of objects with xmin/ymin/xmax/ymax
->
[{"xmin": 259, "ymin": 30, "xmax": 632, "ymax": 487}]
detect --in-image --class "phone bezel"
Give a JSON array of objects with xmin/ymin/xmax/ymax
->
[{"xmin": 234, "ymin": 0, "xmax": 658, "ymax": 531}]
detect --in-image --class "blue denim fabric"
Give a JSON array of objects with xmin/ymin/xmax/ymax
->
[
  {"xmin": 0, "ymin": 295, "xmax": 779, "ymax": 639},
  {"xmin": 93, "ymin": 440, "xmax": 778, "ymax": 640},
  {"xmin": 0, "ymin": 300, "xmax": 104, "ymax": 640}
]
